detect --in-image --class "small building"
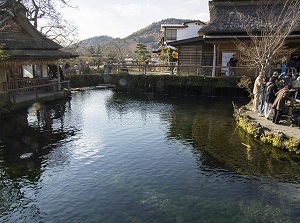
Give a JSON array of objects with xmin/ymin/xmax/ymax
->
[
  {"xmin": 199, "ymin": 0, "xmax": 300, "ymax": 77},
  {"xmin": 0, "ymin": 2, "xmax": 77, "ymax": 101},
  {"xmin": 159, "ymin": 20, "xmax": 206, "ymax": 46},
  {"xmin": 156, "ymin": 20, "xmax": 214, "ymax": 76},
  {"xmin": 168, "ymin": 37, "xmax": 214, "ymax": 76}
]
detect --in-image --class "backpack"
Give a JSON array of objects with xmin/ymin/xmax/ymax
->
[{"xmin": 265, "ymin": 83, "xmax": 276, "ymax": 103}]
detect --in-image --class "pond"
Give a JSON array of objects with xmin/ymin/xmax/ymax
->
[{"xmin": 1, "ymin": 90, "xmax": 300, "ymax": 223}]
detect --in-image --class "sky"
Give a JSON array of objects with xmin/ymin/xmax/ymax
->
[{"xmin": 60, "ymin": 0, "xmax": 210, "ymax": 41}]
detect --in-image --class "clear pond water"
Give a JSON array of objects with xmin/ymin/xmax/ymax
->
[{"xmin": 1, "ymin": 90, "xmax": 300, "ymax": 223}]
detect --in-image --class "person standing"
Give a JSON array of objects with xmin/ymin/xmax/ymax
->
[
  {"xmin": 264, "ymin": 77, "xmax": 277, "ymax": 119},
  {"xmin": 281, "ymin": 62, "xmax": 287, "ymax": 78},
  {"xmin": 258, "ymin": 81, "xmax": 266, "ymax": 116},
  {"xmin": 228, "ymin": 54, "xmax": 238, "ymax": 76},
  {"xmin": 252, "ymin": 72, "xmax": 265, "ymax": 112}
]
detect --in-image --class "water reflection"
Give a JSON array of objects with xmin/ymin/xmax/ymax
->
[
  {"xmin": 0, "ymin": 98, "xmax": 78, "ymax": 181},
  {"xmin": 1, "ymin": 91, "xmax": 300, "ymax": 222},
  {"xmin": 0, "ymin": 98, "xmax": 79, "ymax": 222},
  {"xmin": 106, "ymin": 93, "xmax": 300, "ymax": 184}
]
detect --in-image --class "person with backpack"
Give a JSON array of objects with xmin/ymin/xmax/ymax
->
[{"xmin": 264, "ymin": 77, "xmax": 278, "ymax": 119}]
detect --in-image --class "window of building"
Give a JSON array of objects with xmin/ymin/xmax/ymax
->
[{"xmin": 166, "ymin": 29, "xmax": 177, "ymax": 41}]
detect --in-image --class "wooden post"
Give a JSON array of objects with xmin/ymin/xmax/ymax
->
[
  {"xmin": 12, "ymin": 91, "xmax": 15, "ymax": 103},
  {"xmin": 57, "ymin": 61, "xmax": 61, "ymax": 92},
  {"xmin": 35, "ymin": 86, "xmax": 38, "ymax": 100},
  {"xmin": 212, "ymin": 44, "xmax": 217, "ymax": 77}
]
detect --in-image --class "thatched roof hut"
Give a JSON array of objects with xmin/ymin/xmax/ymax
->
[
  {"xmin": 0, "ymin": 1, "xmax": 77, "ymax": 93},
  {"xmin": 0, "ymin": 1, "xmax": 76, "ymax": 65}
]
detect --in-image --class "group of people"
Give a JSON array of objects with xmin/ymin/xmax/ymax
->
[
  {"xmin": 253, "ymin": 70, "xmax": 300, "ymax": 124},
  {"xmin": 62, "ymin": 60, "xmax": 90, "ymax": 75}
]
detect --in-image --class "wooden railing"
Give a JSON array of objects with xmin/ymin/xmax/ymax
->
[
  {"xmin": 108, "ymin": 64, "xmax": 298, "ymax": 77},
  {"xmin": 2, "ymin": 78, "xmax": 70, "ymax": 103},
  {"xmin": 4, "ymin": 78, "xmax": 50, "ymax": 92},
  {"xmin": 108, "ymin": 64, "xmax": 259, "ymax": 76}
]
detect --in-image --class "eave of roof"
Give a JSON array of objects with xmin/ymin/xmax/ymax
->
[
  {"xmin": 203, "ymin": 34, "xmax": 300, "ymax": 41},
  {"xmin": 183, "ymin": 20, "xmax": 206, "ymax": 26},
  {"xmin": 167, "ymin": 36, "xmax": 205, "ymax": 46},
  {"xmin": 161, "ymin": 24, "xmax": 188, "ymax": 29},
  {"xmin": 3, "ymin": 49, "xmax": 77, "ymax": 59}
]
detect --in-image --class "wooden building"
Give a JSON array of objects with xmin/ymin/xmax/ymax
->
[
  {"xmin": 168, "ymin": 37, "xmax": 214, "ymax": 76},
  {"xmin": 198, "ymin": 0, "xmax": 300, "ymax": 77},
  {"xmin": 156, "ymin": 20, "xmax": 214, "ymax": 76},
  {"xmin": 0, "ymin": 2, "xmax": 76, "ymax": 96}
]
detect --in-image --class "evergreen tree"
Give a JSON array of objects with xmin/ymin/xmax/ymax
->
[{"xmin": 134, "ymin": 43, "xmax": 149, "ymax": 61}]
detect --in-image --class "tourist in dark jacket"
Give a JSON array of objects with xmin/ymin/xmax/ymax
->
[
  {"xmin": 272, "ymin": 85, "xmax": 292, "ymax": 124},
  {"xmin": 282, "ymin": 73, "xmax": 295, "ymax": 87},
  {"xmin": 264, "ymin": 77, "xmax": 277, "ymax": 119}
]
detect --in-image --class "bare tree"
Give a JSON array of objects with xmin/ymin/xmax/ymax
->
[
  {"xmin": 91, "ymin": 39, "xmax": 136, "ymax": 61},
  {"xmin": 234, "ymin": 0, "xmax": 300, "ymax": 72},
  {"xmin": 18, "ymin": 0, "xmax": 78, "ymax": 46}
]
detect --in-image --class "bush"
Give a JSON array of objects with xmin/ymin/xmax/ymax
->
[{"xmin": 68, "ymin": 74, "xmax": 104, "ymax": 88}]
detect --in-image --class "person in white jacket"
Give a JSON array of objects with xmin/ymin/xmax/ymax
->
[{"xmin": 252, "ymin": 72, "xmax": 265, "ymax": 112}]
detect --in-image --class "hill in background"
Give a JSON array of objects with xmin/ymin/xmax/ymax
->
[
  {"xmin": 75, "ymin": 18, "xmax": 194, "ymax": 58},
  {"xmin": 125, "ymin": 18, "xmax": 191, "ymax": 48}
]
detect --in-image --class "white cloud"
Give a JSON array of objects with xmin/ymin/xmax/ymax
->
[
  {"xmin": 59, "ymin": 0, "xmax": 210, "ymax": 40},
  {"xmin": 186, "ymin": 0, "xmax": 202, "ymax": 5},
  {"xmin": 194, "ymin": 12, "xmax": 210, "ymax": 22},
  {"xmin": 110, "ymin": 4, "xmax": 143, "ymax": 17}
]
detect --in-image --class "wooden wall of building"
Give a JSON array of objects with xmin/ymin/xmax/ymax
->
[{"xmin": 176, "ymin": 42, "xmax": 214, "ymax": 76}]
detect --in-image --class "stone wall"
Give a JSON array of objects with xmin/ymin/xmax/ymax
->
[{"xmin": 233, "ymin": 105, "xmax": 300, "ymax": 154}]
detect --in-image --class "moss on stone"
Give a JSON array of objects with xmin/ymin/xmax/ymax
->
[{"xmin": 234, "ymin": 110, "xmax": 300, "ymax": 154}]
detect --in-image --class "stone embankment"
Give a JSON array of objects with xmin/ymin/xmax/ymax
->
[{"xmin": 234, "ymin": 105, "xmax": 300, "ymax": 154}]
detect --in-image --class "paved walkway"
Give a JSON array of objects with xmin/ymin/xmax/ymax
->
[{"xmin": 245, "ymin": 110, "xmax": 300, "ymax": 140}]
